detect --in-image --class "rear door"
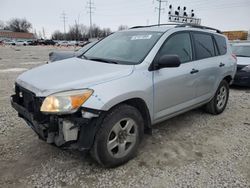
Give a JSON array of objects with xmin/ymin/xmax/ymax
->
[{"xmin": 191, "ymin": 32, "xmax": 221, "ymax": 102}]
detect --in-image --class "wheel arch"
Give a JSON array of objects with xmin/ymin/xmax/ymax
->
[{"xmin": 107, "ymin": 98, "xmax": 152, "ymax": 134}]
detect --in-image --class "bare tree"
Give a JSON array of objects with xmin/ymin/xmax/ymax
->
[
  {"xmin": 38, "ymin": 31, "xmax": 43, "ymax": 39},
  {"xmin": 33, "ymin": 29, "xmax": 38, "ymax": 39},
  {"xmin": 51, "ymin": 30, "xmax": 64, "ymax": 40},
  {"xmin": 42, "ymin": 27, "xmax": 46, "ymax": 39},
  {"xmin": 6, "ymin": 18, "xmax": 32, "ymax": 32},
  {"xmin": 118, "ymin": 25, "xmax": 128, "ymax": 31},
  {"xmin": 0, "ymin": 20, "xmax": 4, "ymax": 29},
  {"xmin": 66, "ymin": 21, "xmax": 82, "ymax": 41},
  {"xmin": 51, "ymin": 24, "xmax": 111, "ymax": 41}
]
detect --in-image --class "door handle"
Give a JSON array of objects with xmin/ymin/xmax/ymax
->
[
  {"xmin": 219, "ymin": 62, "xmax": 225, "ymax": 67},
  {"xmin": 190, "ymin": 68, "xmax": 199, "ymax": 74}
]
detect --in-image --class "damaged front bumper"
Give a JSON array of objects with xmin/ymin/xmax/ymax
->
[{"xmin": 11, "ymin": 84, "xmax": 104, "ymax": 151}]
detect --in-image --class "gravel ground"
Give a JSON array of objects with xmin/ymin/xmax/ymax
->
[{"xmin": 0, "ymin": 46, "xmax": 249, "ymax": 188}]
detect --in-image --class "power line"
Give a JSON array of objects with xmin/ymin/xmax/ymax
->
[
  {"xmin": 155, "ymin": 0, "xmax": 168, "ymax": 25},
  {"xmin": 86, "ymin": 0, "xmax": 95, "ymax": 38},
  {"xmin": 61, "ymin": 11, "xmax": 67, "ymax": 35}
]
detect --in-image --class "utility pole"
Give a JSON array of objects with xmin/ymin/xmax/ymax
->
[
  {"xmin": 155, "ymin": 0, "xmax": 167, "ymax": 25},
  {"xmin": 61, "ymin": 11, "xmax": 67, "ymax": 39},
  {"xmin": 86, "ymin": 0, "xmax": 95, "ymax": 39}
]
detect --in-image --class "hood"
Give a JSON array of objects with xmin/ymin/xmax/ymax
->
[
  {"xmin": 236, "ymin": 56, "xmax": 250, "ymax": 66},
  {"xmin": 16, "ymin": 57, "xmax": 134, "ymax": 96}
]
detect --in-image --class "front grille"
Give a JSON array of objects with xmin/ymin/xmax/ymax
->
[{"xmin": 14, "ymin": 84, "xmax": 48, "ymax": 123}]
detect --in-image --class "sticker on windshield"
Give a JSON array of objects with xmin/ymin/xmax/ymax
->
[{"xmin": 131, "ymin": 35, "xmax": 152, "ymax": 40}]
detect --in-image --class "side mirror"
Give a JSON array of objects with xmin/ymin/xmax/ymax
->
[
  {"xmin": 158, "ymin": 55, "xmax": 181, "ymax": 69},
  {"xmin": 150, "ymin": 55, "xmax": 181, "ymax": 71}
]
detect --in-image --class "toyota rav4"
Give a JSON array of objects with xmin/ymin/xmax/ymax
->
[{"xmin": 11, "ymin": 24, "xmax": 237, "ymax": 167}]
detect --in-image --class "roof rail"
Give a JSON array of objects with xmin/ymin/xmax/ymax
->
[
  {"xmin": 130, "ymin": 23, "xmax": 181, "ymax": 29},
  {"xmin": 175, "ymin": 23, "xmax": 222, "ymax": 33}
]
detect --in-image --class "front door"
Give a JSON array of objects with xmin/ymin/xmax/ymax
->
[{"xmin": 153, "ymin": 32, "xmax": 198, "ymax": 122}]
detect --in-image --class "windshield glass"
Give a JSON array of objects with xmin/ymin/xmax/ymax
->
[
  {"xmin": 232, "ymin": 45, "xmax": 250, "ymax": 57},
  {"xmin": 77, "ymin": 41, "xmax": 97, "ymax": 54},
  {"xmin": 83, "ymin": 31, "xmax": 163, "ymax": 65}
]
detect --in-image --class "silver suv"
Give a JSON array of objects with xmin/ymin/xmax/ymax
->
[{"xmin": 11, "ymin": 24, "xmax": 237, "ymax": 167}]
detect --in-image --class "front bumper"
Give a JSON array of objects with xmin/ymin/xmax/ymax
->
[
  {"xmin": 233, "ymin": 71, "xmax": 250, "ymax": 87},
  {"xmin": 11, "ymin": 84, "xmax": 103, "ymax": 151}
]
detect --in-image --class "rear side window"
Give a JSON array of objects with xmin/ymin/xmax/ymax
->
[
  {"xmin": 193, "ymin": 33, "xmax": 215, "ymax": 60},
  {"xmin": 157, "ymin": 33, "xmax": 193, "ymax": 63},
  {"xmin": 214, "ymin": 35, "xmax": 227, "ymax": 55}
]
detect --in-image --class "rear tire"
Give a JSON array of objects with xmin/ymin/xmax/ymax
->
[
  {"xmin": 205, "ymin": 80, "xmax": 229, "ymax": 115},
  {"xmin": 91, "ymin": 104, "xmax": 144, "ymax": 168}
]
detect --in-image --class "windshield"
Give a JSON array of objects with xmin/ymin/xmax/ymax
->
[
  {"xmin": 77, "ymin": 41, "xmax": 97, "ymax": 54},
  {"xmin": 83, "ymin": 31, "xmax": 163, "ymax": 65},
  {"xmin": 232, "ymin": 45, "xmax": 250, "ymax": 57}
]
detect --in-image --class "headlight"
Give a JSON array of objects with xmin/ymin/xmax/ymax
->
[
  {"xmin": 242, "ymin": 65, "xmax": 250, "ymax": 72},
  {"xmin": 40, "ymin": 89, "xmax": 93, "ymax": 114}
]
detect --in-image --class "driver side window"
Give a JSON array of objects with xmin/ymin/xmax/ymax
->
[{"xmin": 158, "ymin": 33, "xmax": 193, "ymax": 63}]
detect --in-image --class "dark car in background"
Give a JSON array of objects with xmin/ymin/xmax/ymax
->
[
  {"xmin": 42, "ymin": 39, "xmax": 56, "ymax": 45},
  {"xmin": 29, "ymin": 39, "xmax": 56, "ymax": 46},
  {"xmin": 49, "ymin": 41, "xmax": 97, "ymax": 62},
  {"xmin": 232, "ymin": 43, "xmax": 250, "ymax": 87}
]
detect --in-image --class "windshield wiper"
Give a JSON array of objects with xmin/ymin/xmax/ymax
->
[
  {"xmin": 81, "ymin": 54, "xmax": 88, "ymax": 60},
  {"xmin": 88, "ymin": 58, "xmax": 118, "ymax": 64}
]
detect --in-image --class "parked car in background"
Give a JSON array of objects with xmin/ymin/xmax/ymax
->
[
  {"xmin": 3, "ymin": 39, "xmax": 16, "ymax": 45},
  {"xmin": 15, "ymin": 40, "xmax": 28, "ymax": 46},
  {"xmin": 11, "ymin": 24, "xmax": 236, "ymax": 168},
  {"xmin": 57, "ymin": 41, "xmax": 70, "ymax": 47},
  {"xmin": 78, "ymin": 41, "xmax": 89, "ymax": 47},
  {"xmin": 27, "ymin": 40, "xmax": 35, "ymax": 45},
  {"xmin": 49, "ymin": 41, "xmax": 98, "ymax": 62},
  {"xmin": 28, "ymin": 40, "xmax": 39, "ymax": 46},
  {"xmin": 232, "ymin": 43, "xmax": 250, "ymax": 87},
  {"xmin": 42, "ymin": 39, "xmax": 56, "ymax": 45}
]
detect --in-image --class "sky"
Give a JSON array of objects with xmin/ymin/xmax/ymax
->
[{"xmin": 1, "ymin": 0, "xmax": 250, "ymax": 38}]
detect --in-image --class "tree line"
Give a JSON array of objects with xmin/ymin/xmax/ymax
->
[
  {"xmin": 0, "ymin": 18, "xmax": 32, "ymax": 33},
  {"xmin": 51, "ymin": 23, "xmax": 112, "ymax": 41},
  {"xmin": 0, "ymin": 18, "xmax": 129, "ymax": 40},
  {"xmin": 51, "ymin": 24, "xmax": 129, "ymax": 41}
]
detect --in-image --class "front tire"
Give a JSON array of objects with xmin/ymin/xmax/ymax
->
[
  {"xmin": 205, "ymin": 80, "xmax": 229, "ymax": 115},
  {"xmin": 91, "ymin": 104, "xmax": 144, "ymax": 168}
]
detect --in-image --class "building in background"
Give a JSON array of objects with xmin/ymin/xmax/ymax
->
[
  {"xmin": 0, "ymin": 30, "xmax": 35, "ymax": 41},
  {"xmin": 223, "ymin": 31, "xmax": 248, "ymax": 41}
]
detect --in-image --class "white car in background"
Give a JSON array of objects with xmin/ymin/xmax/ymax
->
[
  {"xmin": 15, "ymin": 40, "xmax": 28, "ymax": 46},
  {"xmin": 57, "ymin": 41, "xmax": 70, "ymax": 47},
  {"xmin": 3, "ymin": 39, "xmax": 16, "ymax": 45}
]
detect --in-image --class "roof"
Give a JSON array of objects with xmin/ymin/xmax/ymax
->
[
  {"xmin": 126, "ymin": 23, "xmax": 222, "ymax": 34},
  {"xmin": 0, "ymin": 30, "xmax": 34, "ymax": 39},
  {"xmin": 127, "ymin": 25, "xmax": 173, "ymax": 33}
]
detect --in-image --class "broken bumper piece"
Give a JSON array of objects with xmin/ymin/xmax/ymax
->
[{"xmin": 11, "ymin": 85, "xmax": 103, "ymax": 151}]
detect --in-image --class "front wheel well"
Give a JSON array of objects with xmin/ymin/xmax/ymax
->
[{"xmin": 111, "ymin": 98, "xmax": 152, "ymax": 134}]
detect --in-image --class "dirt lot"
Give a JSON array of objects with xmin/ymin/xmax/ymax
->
[{"xmin": 0, "ymin": 46, "xmax": 249, "ymax": 188}]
